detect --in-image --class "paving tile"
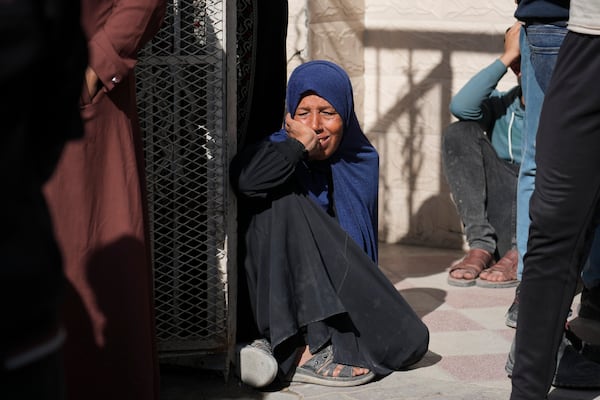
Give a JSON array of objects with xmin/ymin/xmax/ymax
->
[
  {"xmin": 456, "ymin": 307, "xmax": 515, "ymax": 331},
  {"xmin": 428, "ymin": 330, "xmax": 512, "ymax": 356},
  {"xmin": 436, "ymin": 354, "xmax": 512, "ymax": 381},
  {"xmin": 441, "ymin": 287, "xmax": 515, "ymax": 309},
  {"xmin": 422, "ymin": 309, "xmax": 486, "ymax": 331}
]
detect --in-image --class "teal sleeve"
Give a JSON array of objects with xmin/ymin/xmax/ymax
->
[{"xmin": 449, "ymin": 59, "xmax": 508, "ymax": 125}]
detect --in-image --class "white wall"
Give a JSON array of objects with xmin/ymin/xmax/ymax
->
[{"xmin": 287, "ymin": 0, "xmax": 519, "ymax": 249}]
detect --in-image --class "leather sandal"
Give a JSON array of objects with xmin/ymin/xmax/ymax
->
[
  {"xmin": 476, "ymin": 248, "xmax": 519, "ymax": 288},
  {"xmin": 288, "ymin": 345, "xmax": 375, "ymax": 387},
  {"xmin": 447, "ymin": 248, "xmax": 493, "ymax": 287}
]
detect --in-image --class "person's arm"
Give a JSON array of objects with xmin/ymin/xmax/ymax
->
[
  {"xmin": 449, "ymin": 60, "xmax": 508, "ymax": 122},
  {"xmin": 449, "ymin": 21, "xmax": 521, "ymax": 123},
  {"xmin": 231, "ymin": 137, "xmax": 307, "ymax": 200},
  {"xmin": 231, "ymin": 112, "xmax": 323, "ymax": 199},
  {"xmin": 85, "ymin": 0, "xmax": 167, "ymax": 97}
]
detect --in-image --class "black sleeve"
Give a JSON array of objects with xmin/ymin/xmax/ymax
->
[{"xmin": 230, "ymin": 137, "xmax": 307, "ymax": 199}]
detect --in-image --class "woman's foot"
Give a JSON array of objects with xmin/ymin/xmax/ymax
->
[
  {"xmin": 447, "ymin": 248, "xmax": 493, "ymax": 287},
  {"xmin": 476, "ymin": 249, "xmax": 519, "ymax": 288},
  {"xmin": 290, "ymin": 345, "xmax": 374, "ymax": 386}
]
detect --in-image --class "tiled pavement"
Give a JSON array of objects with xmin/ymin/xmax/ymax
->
[{"xmin": 161, "ymin": 244, "xmax": 600, "ymax": 400}]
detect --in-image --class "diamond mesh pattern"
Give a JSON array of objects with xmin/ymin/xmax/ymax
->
[
  {"xmin": 136, "ymin": 0, "xmax": 229, "ymax": 354},
  {"xmin": 236, "ymin": 0, "xmax": 254, "ymax": 143}
]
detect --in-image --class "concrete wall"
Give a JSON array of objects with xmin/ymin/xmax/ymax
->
[{"xmin": 287, "ymin": 0, "xmax": 519, "ymax": 249}]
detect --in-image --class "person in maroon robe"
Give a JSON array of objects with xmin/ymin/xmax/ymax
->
[{"xmin": 44, "ymin": 1, "xmax": 166, "ymax": 399}]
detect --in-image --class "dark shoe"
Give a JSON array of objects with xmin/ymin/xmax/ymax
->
[
  {"xmin": 505, "ymin": 283, "xmax": 520, "ymax": 328},
  {"xmin": 568, "ymin": 316, "xmax": 600, "ymax": 347},
  {"xmin": 581, "ymin": 342, "xmax": 600, "ymax": 364},
  {"xmin": 477, "ymin": 249, "xmax": 519, "ymax": 288},
  {"xmin": 553, "ymin": 338, "xmax": 600, "ymax": 389},
  {"xmin": 447, "ymin": 248, "xmax": 493, "ymax": 287},
  {"xmin": 507, "ymin": 334, "xmax": 600, "ymax": 389},
  {"xmin": 579, "ymin": 285, "xmax": 600, "ymax": 321},
  {"xmin": 567, "ymin": 312, "xmax": 600, "ymax": 361}
]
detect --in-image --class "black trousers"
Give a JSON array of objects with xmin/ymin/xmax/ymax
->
[{"xmin": 511, "ymin": 31, "xmax": 600, "ymax": 399}]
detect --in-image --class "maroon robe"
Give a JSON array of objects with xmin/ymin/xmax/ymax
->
[{"xmin": 44, "ymin": 1, "xmax": 166, "ymax": 399}]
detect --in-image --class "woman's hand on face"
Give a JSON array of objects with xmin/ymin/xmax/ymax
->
[{"xmin": 285, "ymin": 113, "xmax": 320, "ymax": 157}]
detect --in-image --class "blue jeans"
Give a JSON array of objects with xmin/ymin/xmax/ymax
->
[{"xmin": 516, "ymin": 23, "xmax": 567, "ymax": 280}]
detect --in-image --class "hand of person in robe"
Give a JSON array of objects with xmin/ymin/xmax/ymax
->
[{"xmin": 285, "ymin": 113, "xmax": 321, "ymax": 159}]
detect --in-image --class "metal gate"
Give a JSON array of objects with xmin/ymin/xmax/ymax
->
[{"xmin": 136, "ymin": 0, "xmax": 237, "ymax": 371}]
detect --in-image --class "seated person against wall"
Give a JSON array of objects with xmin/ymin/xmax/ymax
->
[
  {"xmin": 230, "ymin": 60, "xmax": 429, "ymax": 388},
  {"xmin": 444, "ymin": 22, "xmax": 523, "ymax": 288}
]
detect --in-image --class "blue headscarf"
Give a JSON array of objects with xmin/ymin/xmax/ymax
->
[{"xmin": 269, "ymin": 60, "xmax": 380, "ymax": 262}]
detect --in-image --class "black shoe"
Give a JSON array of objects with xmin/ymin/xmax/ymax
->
[
  {"xmin": 505, "ymin": 283, "xmax": 519, "ymax": 329},
  {"xmin": 568, "ymin": 316, "xmax": 600, "ymax": 347},
  {"xmin": 506, "ymin": 333, "xmax": 600, "ymax": 388},
  {"xmin": 581, "ymin": 342, "xmax": 600, "ymax": 364},
  {"xmin": 553, "ymin": 338, "xmax": 600, "ymax": 389},
  {"xmin": 579, "ymin": 285, "xmax": 600, "ymax": 321}
]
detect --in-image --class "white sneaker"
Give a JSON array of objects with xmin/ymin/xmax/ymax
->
[{"xmin": 235, "ymin": 339, "xmax": 278, "ymax": 388}]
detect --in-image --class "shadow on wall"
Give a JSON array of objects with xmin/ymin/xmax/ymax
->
[{"xmin": 363, "ymin": 29, "xmax": 507, "ymax": 249}]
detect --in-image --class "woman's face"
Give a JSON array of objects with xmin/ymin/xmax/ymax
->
[{"xmin": 293, "ymin": 94, "xmax": 344, "ymax": 160}]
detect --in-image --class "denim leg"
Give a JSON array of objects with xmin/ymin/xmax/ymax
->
[
  {"xmin": 516, "ymin": 28, "xmax": 536, "ymax": 280},
  {"xmin": 515, "ymin": 24, "xmax": 567, "ymax": 280},
  {"xmin": 442, "ymin": 121, "xmax": 496, "ymax": 255}
]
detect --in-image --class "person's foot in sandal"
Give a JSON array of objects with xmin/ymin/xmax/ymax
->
[
  {"xmin": 447, "ymin": 248, "xmax": 493, "ymax": 287},
  {"xmin": 476, "ymin": 248, "xmax": 519, "ymax": 288},
  {"xmin": 289, "ymin": 345, "xmax": 374, "ymax": 387}
]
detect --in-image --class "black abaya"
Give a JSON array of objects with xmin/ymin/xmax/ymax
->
[{"xmin": 232, "ymin": 139, "xmax": 429, "ymax": 376}]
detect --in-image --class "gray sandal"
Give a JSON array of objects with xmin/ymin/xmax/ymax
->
[{"xmin": 289, "ymin": 345, "xmax": 375, "ymax": 387}]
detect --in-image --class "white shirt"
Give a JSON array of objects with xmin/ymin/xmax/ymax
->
[{"xmin": 569, "ymin": 0, "xmax": 600, "ymax": 35}]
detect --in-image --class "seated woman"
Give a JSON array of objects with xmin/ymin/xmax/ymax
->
[{"xmin": 230, "ymin": 60, "xmax": 429, "ymax": 388}]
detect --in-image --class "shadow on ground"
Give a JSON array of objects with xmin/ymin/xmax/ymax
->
[{"xmin": 160, "ymin": 365, "xmax": 258, "ymax": 400}]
